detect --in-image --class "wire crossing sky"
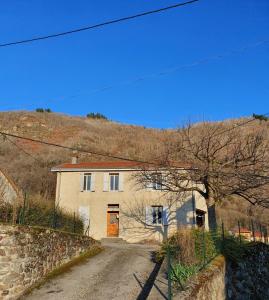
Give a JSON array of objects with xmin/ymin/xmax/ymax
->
[
  {"xmin": 0, "ymin": 0, "xmax": 268, "ymax": 128},
  {"xmin": 0, "ymin": 0, "xmax": 198, "ymax": 48}
]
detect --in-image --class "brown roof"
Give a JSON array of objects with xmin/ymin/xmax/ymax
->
[
  {"xmin": 53, "ymin": 161, "xmax": 143, "ymax": 170},
  {"xmin": 239, "ymin": 227, "xmax": 251, "ymax": 233},
  {"xmin": 232, "ymin": 227, "xmax": 251, "ymax": 234},
  {"xmin": 52, "ymin": 161, "xmax": 190, "ymax": 171}
]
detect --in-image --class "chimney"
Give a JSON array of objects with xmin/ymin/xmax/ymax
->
[{"xmin": 71, "ymin": 150, "xmax": 78, "ymax": 164}]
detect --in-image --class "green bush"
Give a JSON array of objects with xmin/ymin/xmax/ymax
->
[
  {"xmin": 252, "ymin": 113, "xmax": 269, "ymax": 121},
  {"xmin": 35, "ymin": 108, "xmax": 52, "ymax": 113},
  {"xmin": 161, "ymin": 228, "xmax": 219, "ymax": 266},
  {"xmin": 170, "ymin": 263, "xmax": 199, "ymax": 285},
  {"xmin": 159, "ymin": 227, "xmax": 257, "ymax": 292},
  {"xmin": 86, "ymin": 112, "xmax": 108, "ymax": 120},
  {"xmin": 192, "ymin": 229, "xmax": 219, "ymax": 264},
  {"xmin": 221, "ymin": 235, "xmax": 250, "ymax": 263}
]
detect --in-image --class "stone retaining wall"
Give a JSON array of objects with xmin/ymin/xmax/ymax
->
[
  {"xmin": 175, "ymin": 255, "xmax": 226, "ymax": 300},
  {"xmin": 226, "ymin": 243, "xmax": 269, "ymax": 299},
  {"xmin": 0, "ymin": 224, "xmax": 99, "ymax": 299}
]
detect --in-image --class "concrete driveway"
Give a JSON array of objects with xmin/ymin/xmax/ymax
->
[{"xmin": 24, "ymin": 242, "xmax": 164, "ymax": 300}]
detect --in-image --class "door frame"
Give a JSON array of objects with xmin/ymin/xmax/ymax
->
[{"xmin": 107, "ymin": 210, "xmax": 119, "ymax": 237}]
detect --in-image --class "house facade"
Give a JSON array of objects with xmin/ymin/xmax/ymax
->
[{"xmin": 51, "ymin": 161, "xmax": 208, "ymax": 243}]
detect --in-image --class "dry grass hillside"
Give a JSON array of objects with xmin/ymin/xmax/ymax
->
[{"xmin": 0, "ymin": 111, "xmax": 268, "ymax": 227}]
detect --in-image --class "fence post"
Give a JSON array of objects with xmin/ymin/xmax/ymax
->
[
  {"xmin": 52, "ymin": 203, "xmax": 57, "ymax": 229},
  {"xmin": 20, "ymin": 192, "xmax": 27, "ymax": 225},
  {"xmin": 221, "ymin": 221, "xmax": 225, "ymax": 252},
  {"xmin": 167, "ymin": 245, "xmax": 172, "ymax": 300},
  {"xmin": 251, "ymin": 219, "xmax": 255, "ymax": 242},
  {"xmin": 202, "ymin": 227, "xmax": 206, "ymax": 266},
  {"xmin": 238, "ymin": 221, "xmax": 242, "ymax": 245},
  {"xmin": 259, "ymin": 223, "xmax": 262, "ymax": 243}
]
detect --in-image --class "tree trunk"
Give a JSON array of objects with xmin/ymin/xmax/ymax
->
[{"xmin": 206, "ymin": 197, "xmax": 217, "ymax": 231}]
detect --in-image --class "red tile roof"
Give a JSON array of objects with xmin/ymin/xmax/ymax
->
[
  {"xmin": 52, "ymin": 161, "xmax": 146, "ymax": 170},
  {"xmin": 238, "ymin": 227, "xmax": 251, "ymax": 233},
  {"xmin": 52, "ymin": 161, "xmax": 190, "ymax": 171},
  {"xmin": 232, "ymin": 227, "xmax": 251, "ymax": 234}
]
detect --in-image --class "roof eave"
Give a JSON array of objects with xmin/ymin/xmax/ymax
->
[{"xmin": 51, "ymin": 166, "xmax": 189, "ymax": 172}]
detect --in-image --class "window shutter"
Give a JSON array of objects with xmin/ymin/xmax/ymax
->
[
  {"xmin": 145, "ymin": 206, "xmax": 153, "ymax": 225},
  {"xmin": 80, "ymin": 173, "xmax": 84, "ymax": 192},
  {"xmin": 146, "ymin": 181, "xmax": 153, "ymax": 190},
  {"xmin": 119, "ymin": 173, "xmax": 124, "ymax": 191},
  {"xmin": 103, "ymin": 173, "xmax": 109, "ymax": 191},
  {"xmin": 163, "ymin": 206, "xmax": 169, "ymax": 225},
  {"xmin": 91, "ymin": 173, "xmax": 95, "ymax": 192}
]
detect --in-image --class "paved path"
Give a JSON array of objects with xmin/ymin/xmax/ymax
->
[{"xmin": 25, "ymin": 242, "xmax": 162, "ymax": 300}]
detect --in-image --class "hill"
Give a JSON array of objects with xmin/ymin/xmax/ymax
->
[{"xmin": 0, "ymin": 111, "xmax": 268, "ymax": 228}]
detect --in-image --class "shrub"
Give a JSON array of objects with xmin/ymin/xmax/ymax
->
[
  {"xmin": 35, "ymin": 108, "xmax": 52, "ymax": 113},
  {"xmin": 221, "ymin": 235, "xmax": 250, "ymax": 263},
  {"xmin": 253, "ymin": 113, "xmax": 269, "ymax": 121},
  {"xmin": 170, "ymin": 263, "xmax": 199, "ymax": 285},
  {"xmin": 160, "ymin": 228, "xmax": 219, "ymax": 266},
  {"xmin": 86, "ymin": 112, "xmax": 108, "ymax": 120},
  {"xmin": 0, "ymin": 198, "xmax": 84, "ymax": 234},
  {"xmin": 192, "ymin": 229, "xmax": 219, "ymax": 264},
  {"xmin": 167, "ymin": 228, "xmax": 198, "ymax": 265}
]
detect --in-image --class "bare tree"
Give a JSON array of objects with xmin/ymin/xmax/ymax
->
[{"xmin": 136, "ymin": 122, "xmax": 269, "ymax": 230}]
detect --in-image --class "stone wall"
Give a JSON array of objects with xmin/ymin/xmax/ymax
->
[
  {"xmin": 226, "ymin": 243, "xmax": 269, "ymax": 299},
  {"xmin": 0, "ymin": 224, "xmax": 100, "ymax": 300},
  {"xmin": 175, "ymin": 255, "xmax": 226, "ymax": 300},
  {"xmin": 174, "ymin": 243, "xmax": 269, "ymax": 300}
]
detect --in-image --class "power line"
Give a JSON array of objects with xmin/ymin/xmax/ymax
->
[
  {"xmin": 0, "ymin": 0, "xmax": 198, "ymax": 48},
  {"xmin": 1, "ymin": 134, "xmax": 40, "ymax": 163},
  {"xmin": 0, "ymin": 130, "xmax": 155, "ymax": 165},
  {"xmin": 212, "ymin": 112, "xmax": 269, "ymax": 138}
]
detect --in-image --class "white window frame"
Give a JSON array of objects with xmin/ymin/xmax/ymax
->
[
  {"xmin": 109, "ymin": 173, "xmax": 119, "ymax": 191},
  {"xmin": 151, "ymin": 206, "xmax": 163, "ymax": 225},
  {"xmin": 83, "ymin": 173, "xmax": 92, "ymax": 191}
]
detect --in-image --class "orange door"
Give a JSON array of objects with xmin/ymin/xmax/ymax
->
[{"xmin": 107, "ymin": 212, "xmax": 119, "ymax": 237}]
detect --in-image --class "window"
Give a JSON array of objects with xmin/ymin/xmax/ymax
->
[
  {"xmin": 196, "ymin": 209, "xmax": 205, "ymax": 228},
  {"xmin": 110, "ymin": 173, "xmax": 119, "ymax": 191},
  {"xmin": 152, "ymin": 173, "xmax": 162, "ymax": 190},
  {"xmin": 152, "ymin": 206, "xmax": 163, "ymax": 225},
  {"xmin": 83, "ymin": 173, "xmax": 92, "ymax": 191}
]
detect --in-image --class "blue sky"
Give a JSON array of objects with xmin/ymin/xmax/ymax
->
[{"xmin": 0, "ymin": 0, "xmax": 268, "ymax": 128}]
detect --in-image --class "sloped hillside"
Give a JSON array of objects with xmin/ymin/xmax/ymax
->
[
  {"xmin": 0, "ymin": 111, "xmax": 170, "ymax": 197},
  {"xmin": 0, "ymin": 111, "xmax": 268, "ymax": 227}
]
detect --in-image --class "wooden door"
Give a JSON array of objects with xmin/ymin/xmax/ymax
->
[{"xmin": 107, "ymin": 211, "xmax": 119, "ymax": 237}]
